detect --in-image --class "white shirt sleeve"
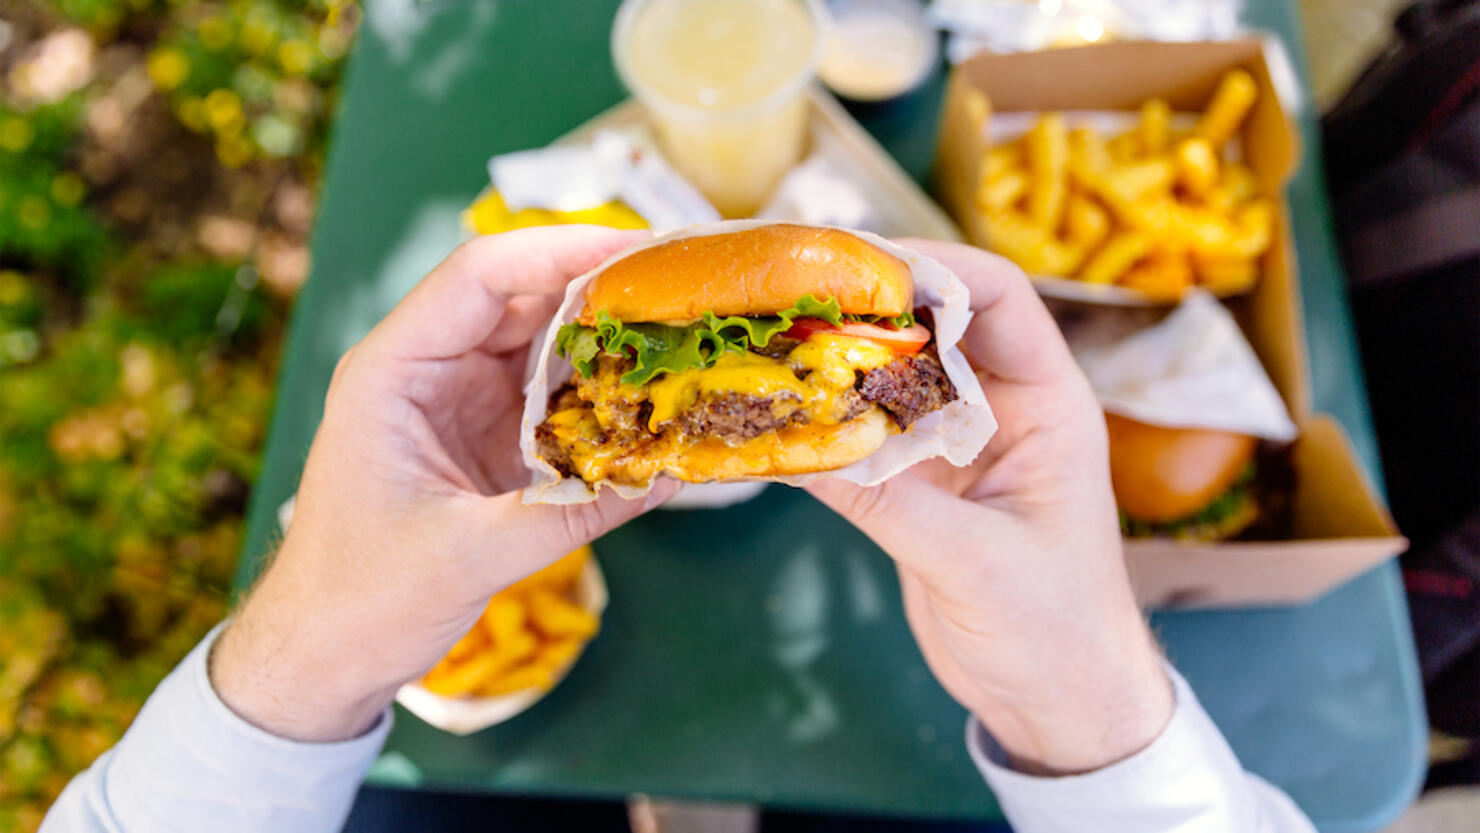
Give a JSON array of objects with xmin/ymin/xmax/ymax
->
[
  {"xmin": 41, "ymin": 624, "xmax": 391, "ymax": 833},
  {"xmin": 968, "ymin": 665, "xmax": 1316, "ymax": 833}
]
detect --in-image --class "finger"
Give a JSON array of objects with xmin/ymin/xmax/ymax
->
[
  {"xmin": 897, "ymin": 238, "xmax": 1076, "ymax": 385},
  {"xmin": 368, "ymin": 226, "xmax": 649, "ymax": 363},
  {"xmin": 482, "ymin": 292, "xmax": 564, "ymax": 355},
  {"xmin": 806, "ymin": 474, "xmax": 1004, "ymax": 577},
  {"xmin": 478, "ymin": 479, "xmax": 680, "ymax": 589}
]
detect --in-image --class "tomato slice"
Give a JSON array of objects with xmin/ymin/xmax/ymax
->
[{"xmin": 782, "ymin": 318, "xmax": 931, "ymax": 354}]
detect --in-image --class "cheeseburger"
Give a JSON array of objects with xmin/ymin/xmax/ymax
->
[
  {"xmin": 534, "ymin": 225, "xmax": 959, "ymax": 486},
  {"xmin": 1106, "ymin": 413, "xmax": 1260, "ymax": 541}
]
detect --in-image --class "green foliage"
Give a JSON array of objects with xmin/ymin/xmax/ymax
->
[
  {"xmin": 0, "ymin": 0, "xmax": 340, "ymax": 821},
  {"xmin": 132, "ymin": 262, "xmax": 267, "ymax": 347},
  {"xmin": 145, "ymin": 0, "xmax": 359, "ymax": 166},
  {"xmin": 0, "ymin": 97, "xmax": 110, "ymax": 290}
]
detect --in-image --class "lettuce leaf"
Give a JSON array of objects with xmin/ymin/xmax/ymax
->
[
  {"xmin": 849, "ymin": 311, "xmax": 916, "ymax": 328},
  {"xmin": 554, "ymin": 294, "xmax": 903, "ymax": 385}
]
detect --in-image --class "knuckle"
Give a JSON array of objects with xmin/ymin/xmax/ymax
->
[
  {"xmin": 559, "ymin": 505, "xmax": 602, "ymax": 548},
  {"xmin": 843, "ymin": 480, "xmax": 898, "ymax": 522}
]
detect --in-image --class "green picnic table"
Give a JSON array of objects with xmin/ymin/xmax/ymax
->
[{"xmin": 237, "ymin": 1, "xmax": 1427, "ymax": 829}]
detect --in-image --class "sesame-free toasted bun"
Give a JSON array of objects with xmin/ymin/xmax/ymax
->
[
  {"xmin": 577, "ymin": 225, "xmax": 913, "ymax": 325},
  {"xmin": 1106, "ymin": 414, "xmax": 1258, "ymax": 522}
]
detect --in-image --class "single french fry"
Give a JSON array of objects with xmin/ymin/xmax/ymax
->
[
  {"xmin": 1108, "ymin": 130, "xmax": 1141, "ymax": 162},
  {"xmin": 1175, "ymin": 137, "xmax": 1220, "ymax": 198},
  {"xmin": 1077, "ymin": 231, "xmax": 1152, "ymax": 285},
  {"xmin": 1068, "ymin": 127, "xmax": 1111, "ymax": 190},
  {"xmin": 977, "ymin": 169, "xmax": 1028, "ymax": 212},
  {"xmin": 1024, "ymin": 112, "xmax": 1069, "ymax": 230},
  {"xmin": 1173, "ymin": 204, "xmax": 1237, "ymax": 253},
  {"xmin": 1195, "ymin": 70, "xmax": 1258, "ymax": 149},
  {"xmin": 489, "ymin": 630, "xmax": 539, "ymax": 665},
  {"xmin": 1203, "ymin": 162, "xmax": 1259, "ymax": 213},
  {"xmin": 1139, "ymin": 98, "xmax": 1172, "ymax": 156},
  {"xmin": 1100, "ymin": 158, "xmax": 1175, "ymax": 205},
  {"xmin": 983, "ymin": 143, "xmax": 1022, "ymax": 182},
  {"xmin": 422, "ymin": 649, "xmax": 510, "ymax": 697},
  {"xmin": 984, "ymin": 210, "xmax": 1086, "ymax": 277},
  {"xmin": 1064, "ymin": 194, "xmax": 1110, "ymax": 251},
  {"xmin": 1222, "ymin": 198, "xmax": 1275, "ymax": 259},
  {"xmin": 1115, "ymin": 195, "xmax": 1172, "ymax": 236},
  {"xmin": 445, "ymin": 624, "xmax": 489, "ymax": 664},
  {"xmin": 1222, "ymin": 163, "xmax": 1258, "ymax": 203},
  {"xmin": 1121, "ymin": 250, "xmax": 1195, "ymax": 299},
  {"xmin": 528, "ymin": 590, "xmax": 600, "ymax": 640},
  {"xmin": 531, "ymin": 637, "xmax": 585, "ymax": 673},
  {"xmin": 1194, "ymin": 253, "xmax": 1260, "ymax": 294},
  {"xmin": 481, "ymin": 595, "xmax": 527, "ymax": 645},
  {"xmin": 477, "ymin": 664, "xmax": 555, "ymax": 697}
]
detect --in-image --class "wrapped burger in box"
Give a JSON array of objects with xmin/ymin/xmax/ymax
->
[
  {"xmin": 935, "ymin": 40, "xmax": 1403, "ymax": 608},
  {"xmin": 1054, "ymin": 293, "xmax": 1403, "ymax": 609}
]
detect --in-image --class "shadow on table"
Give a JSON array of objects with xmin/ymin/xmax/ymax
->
[{"xmin": 344, "ymin": 786, "xmax": 1011, "ymax": 832}]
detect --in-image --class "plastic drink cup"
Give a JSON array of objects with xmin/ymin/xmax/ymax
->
[{"xmin": 613, "ymin": 0, "xmax": 825, "ymax": 217}]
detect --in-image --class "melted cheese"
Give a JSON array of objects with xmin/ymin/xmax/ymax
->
[
  {"xmin": 544, "ymin": 334, "xmax": 900, "ymax": 484},
  {"xmin": 647, "ymin": 351, "xmax": 808, "ymax": 428},
  {"xmin": 788, "ymin": 334, "xmax": 896, "ymax": 386},
  {"xmin": 645, "ymin": 334, "xmax": 896, "ymax": 431}
]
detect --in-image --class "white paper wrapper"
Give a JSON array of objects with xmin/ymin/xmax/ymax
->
[
  {"xmin": 519, "ymin": 221, "xmax": 997, "ymax": 505},
  {"xmin": 394, "ymin": 556, "xmax": 609, "ymax": 735},
  {"xmin": 488, "ymin": 128, "xmax": 720, "ymax": 231},
  {"xmin": 928, "ymin": 0, "xmax": 1243, "ymax": 62},
  {"xmin": 1074, "ymin": 290, "xmax": 1297, "ymax": 441}
]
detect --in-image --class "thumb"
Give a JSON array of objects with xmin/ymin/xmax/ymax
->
[
  {"xmin": 485, "ymin": 479, "xmax": 681, "ymax": 581},
  {"xmin": 806, "ymin": 473, "xmax": 987, "ymax": 575},
  {"xmin": 548, "ymin": 478, "xmax": 682, "ymax": 554}
]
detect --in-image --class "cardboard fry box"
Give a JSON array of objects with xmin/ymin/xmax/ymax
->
[{"xmin": 934, "ymin": 40, "xmax": 1406, "ymax": 609}]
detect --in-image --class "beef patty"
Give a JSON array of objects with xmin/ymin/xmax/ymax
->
[
  {"xmin": 857, "ymin": 347, "xmax": 957, "ymax": 429},
  {"xmin": 537, "ymin": 341, "xmax": 958, "ymax": 469}
]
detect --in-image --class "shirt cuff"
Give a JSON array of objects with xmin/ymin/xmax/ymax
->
[
  {"xmin": 103, "ymin": 622, "xmax": 392, "ymax": 833},
  {"xmin": 966, "ymin": 664, "xmax": 1266, "ymax": 832}
]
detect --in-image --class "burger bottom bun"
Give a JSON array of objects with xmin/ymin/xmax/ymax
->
[{"xmin": 659, "ymin": 408, "xmax": 891, "ymax": 483}]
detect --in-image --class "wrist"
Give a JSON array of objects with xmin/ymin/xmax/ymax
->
[
  {"xmin": 210, "ymin": 570, "xmax": 395, "ymax": 742},
  {"xmin": 977, "ymin": 630, "xmax": 1174, "ymax": 776}
]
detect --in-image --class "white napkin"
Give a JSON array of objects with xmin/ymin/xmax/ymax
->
[
  {"xmin": 488, "ymin": 129, "xmax": 720, "ymax": 231},
  {"xmin": 1075, "ymin": 291, "xmax": 1297, "ymax": 441}
]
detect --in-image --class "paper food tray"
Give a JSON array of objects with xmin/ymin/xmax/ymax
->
[{"xmin": 936, "ymin": 40, "xmax": 1299, "ymax": 308}]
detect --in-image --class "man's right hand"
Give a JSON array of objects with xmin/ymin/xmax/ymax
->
[{"xmin": 808, "ymin": 240, "xmax": 1173, "ymax": 776}]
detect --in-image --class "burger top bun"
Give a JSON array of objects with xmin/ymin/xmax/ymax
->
[
  {"xmin": 1106, "ymin": 414, "xmax": 1258, "ymax": 522},
  {"xmin": 576, "ymin": 224, "xmax": 913, "ymax": 325}
]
